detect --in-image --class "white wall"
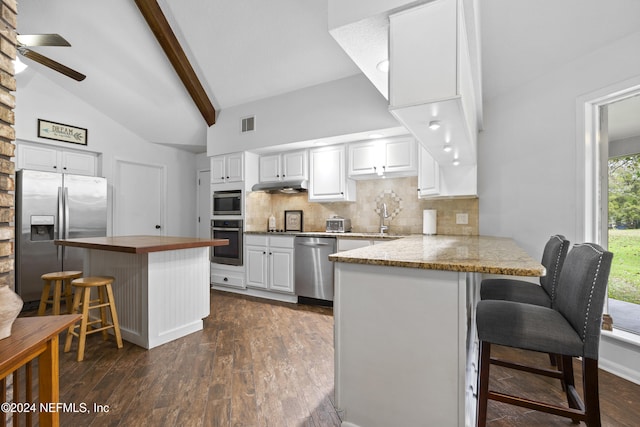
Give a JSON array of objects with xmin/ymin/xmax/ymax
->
[
  {"xmin": 207, "ymin": 74, "xmax": 399, "ymax": 155},
  {"xmin": 479, "ymin": 30, "xmax": 640, "ymax": 258},
  {"xmin": 15, "ymin": 72, "xmax": 199, "ymax": 237}
]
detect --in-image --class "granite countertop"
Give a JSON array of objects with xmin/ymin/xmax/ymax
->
[
  {"xmin": 54, "ymin": 236, "xmax": 229, "ymax": 254},
  {"xmin": 245, "ymin": 231, "xmax": 407, "ymax": 240},
  {"xmin": 328, "ymin": 235, "xmax": 545, "ymax": 276}
]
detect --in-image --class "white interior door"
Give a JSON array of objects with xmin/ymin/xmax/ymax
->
[
  {"xmin": 197, "ymin": 169, "xmax": 211, "ymax": 238},
  {"xmin": 115, "ymin": 160, "xmax": 165, "ymax": 236}
]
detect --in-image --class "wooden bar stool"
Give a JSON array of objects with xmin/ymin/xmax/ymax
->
[
  {"xmin": 64, "ymin": 276, "xmax": 123, "ymax": 362},
  {"xmin": 38, "ymin": 271, "xmax": 83, "ymax": 315}
]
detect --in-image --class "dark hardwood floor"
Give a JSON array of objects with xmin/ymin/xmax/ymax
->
[{"xmin": 20, "ymin": 290, "xmax": 640, "ymax": 426}]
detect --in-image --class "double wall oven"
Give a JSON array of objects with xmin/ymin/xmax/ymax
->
[{"xmin": 211, "ymin": 189, "xmax": 243, "ymax": 266}]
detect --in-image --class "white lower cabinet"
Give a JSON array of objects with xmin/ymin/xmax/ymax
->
[
  {"xmin": 211, "ymin": 264, "xmax": 246, "ymax": 289},
  {"xmin": 246, "ymin": 235, "xmax": 294, "ymax": 294}
]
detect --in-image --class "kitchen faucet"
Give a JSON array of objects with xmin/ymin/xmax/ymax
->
[{"xmin": 379, "ymin": 202, "xmax": 390, "ymax": 234}]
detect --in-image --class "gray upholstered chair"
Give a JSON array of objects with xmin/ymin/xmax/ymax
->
[
  {"xmin": 476, "ymin": 243, "xmax": 613, "ymax": 427},
  {"xmin": 480, "ymin": 234, "xmax": 569, "ymax": 307}
]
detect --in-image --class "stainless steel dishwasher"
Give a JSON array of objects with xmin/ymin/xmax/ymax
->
[{"xmin": 294, "ymin": 236, "xmax": 337, "ymax": 304}]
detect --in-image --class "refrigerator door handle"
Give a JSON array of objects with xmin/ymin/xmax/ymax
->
[
  {"xmin": 57, "ymin": 186, "xmax": 63, "ymax": 260},
  {"xmin": 64, "ymin": 187, "xmax": 70, "ymax": 239}
]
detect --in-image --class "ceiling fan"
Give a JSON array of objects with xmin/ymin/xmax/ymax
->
[{"xmin": 17, "ymin": 33, "xmax": 86, "ymax": 81}]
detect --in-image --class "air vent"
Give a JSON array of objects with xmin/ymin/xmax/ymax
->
[{"xmin": 241, "ymin": 116, "xmax": 255, "ymax": 133}]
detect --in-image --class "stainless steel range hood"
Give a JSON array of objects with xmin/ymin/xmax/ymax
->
[{"xmin": 251, "ymin": 180, "xmax": 308, "ymax": 194}]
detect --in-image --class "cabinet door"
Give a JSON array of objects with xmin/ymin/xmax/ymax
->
[
  {"xmin": 348, "ymin": 142, "xmax": 378, "ymax": 176},
  {"xmin": 269, "ymin": 247, "xmax": 294, "ymax": 293},
  {"xmin": 259, "ymin": 154, "xmax": 281, "ymax": 182},
  {"xmin": 245, "ymin": 245, "xmax": 268, "ymax": 289},
  {"xmin": 211, "ymin": 156, "xmax": 226, "ymax": 184},
  {"xmin": 226, "ymin": 153, "xmax": 244, "ymax": 182},
  {"xmin": 309, "ymin": 146, "xmax": 346, "ymax": 201},
  {"xmin": 61, "ymin": 151, "xmax": 96, "ymax": 176},
  {"xmin": 282, "ymin": 150, "xmax": 308, "ymax": 181},
  {"xmin": 418, "ymin": 144, "xmax": 440, "ymax": 197},
  {"xmin": 385, "ymin": 138, "xmax": 416, "ymax": 173},
  {"xmin": 17, "ymin": 144, "xmax": 59, "ymax": 172}
]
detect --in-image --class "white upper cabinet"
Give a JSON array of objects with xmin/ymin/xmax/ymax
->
[
  {"xmin": 417, "ymin": 143, "xmax": 440, "ymax": 198},
  {"xmin": 259, "ymin": 150, "xmax": 308, "ymax": 183},
  {"xmin": 17, "ymin": 142, "xmax": 97, "ymax": 176},
  {"xmin": 309, "ymin": 145, "xmax": 356, "ymax": 202},
  {"xmin": 349, "ymin": 137, "xmax": 417, "ymax": 178},
  {"xmin": 388, "ymin": 0, "xmax": 478, "ymax": 196},
  {"xmin": 211, "ymin": 152, "xmax": 244, "ymax": 184}
]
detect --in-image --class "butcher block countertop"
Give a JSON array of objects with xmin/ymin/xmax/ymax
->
[
  {"xmin": 329, "ymin": 234, "xmax": 545, "ymax": 276},
  {"xmin": 55, "ymin": 235, "xmax": 229, "ymax": 254}
]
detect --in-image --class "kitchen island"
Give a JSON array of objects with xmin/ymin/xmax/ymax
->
[
  {"xmin": 55, "ymin": 236, "xmax": 228, "ymax": 349},
  {"xmin": 329, "ymin": 235, "xmax": 544, "ymax": 427}
]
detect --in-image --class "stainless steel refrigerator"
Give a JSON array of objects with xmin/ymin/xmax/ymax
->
[{"xmin": 16, "ymin": 169, "xmax": 107, "ymax": 303}]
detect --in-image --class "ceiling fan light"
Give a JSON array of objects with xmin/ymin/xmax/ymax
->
[{"xmin": 14, "ymin": 57, "xmax": 27, "ymax": 74}]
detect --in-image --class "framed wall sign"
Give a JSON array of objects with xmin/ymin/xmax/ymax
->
[
  {"xmin": 285, "ymin": 210, "xmax": 303, "ymax": 232},
  {"xmin": 38, "ymin": 119, "xmax": 88, "ymax": 145}
]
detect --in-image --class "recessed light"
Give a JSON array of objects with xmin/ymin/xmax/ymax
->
[
  {"xmin": 452, "ymin": 158, "xmax": 460, "ymax": 166},
  {"xmin": 443, "ymin": 142, "xmax": 453, "ymax": 153},
  {"xmin": 376, "ymin": 60, "xmax": 389, "ymax": 73},
  {"xmin": 428, "ymin": 120, "xmax": 441, "ymax": 130}
]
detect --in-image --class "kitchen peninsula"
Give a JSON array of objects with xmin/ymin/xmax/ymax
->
[
  {"xmin": 329, "ymin": 235, "xmax": 544, "ymax": 427},
  {"xmin": 55, "ymin": 236, "xmax": 229, "ymax": 349}
]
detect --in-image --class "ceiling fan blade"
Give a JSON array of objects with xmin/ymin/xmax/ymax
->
[
  {"xmin": 17, "ymin": 34, "xmax": 71, "ymax": 47},
  {"xmin": 19, "ymin": 48, "xmax": 86, "ymax": 81}
]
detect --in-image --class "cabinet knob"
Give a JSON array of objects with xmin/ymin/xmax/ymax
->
[
  {"xmin": 263, "ymin": 251, "xmax": 266, "ymax": 254},
  {"xmin": 226, "ymin": 176, "xmax": 229, "ymax": 179},
  {"xmin": 282, "ymin": 174, "xmax": 285, "ymax": 177},
  {"xmin": 53, "ymin": 165, "xmax": 57, "ymax": 169},
  {"xmin": 220, "ymin": 176, "xmax": 224, "ymax": 179},
  {"xmin": 223, "ymin": 277, "xmax": 229, "ymax": 282},
  {"xmin": 155, "ymin": 225, "xmax": 161, "ymax": 229},
  {"xmin": 269, "ymin": 252, "xmax": 273, "ymax": 255},
  {"xmin": 340, "ymin": 192, "xmax": 344, "ymax": 195},
  {"xmin": 63, "ymin": 167, "xmax": 67, "ymax": 170},
  {"xmin": 276, "ymin": 174, "xmax": 280, "ymax": 177}
]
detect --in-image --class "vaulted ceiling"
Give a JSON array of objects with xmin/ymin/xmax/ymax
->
[{"xmin": 16, "ymin": 0, "xmax": 640, "ymax": 153}]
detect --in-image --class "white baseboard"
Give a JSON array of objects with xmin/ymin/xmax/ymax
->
[{"xmin": 599, "ymin": 330, "xmax": 640, "ymax": 385}]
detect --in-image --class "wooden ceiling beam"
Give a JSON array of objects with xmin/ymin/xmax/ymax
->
[{"xmin": 134, "ymin": 0, "xmax": 216, "ymax": 126}]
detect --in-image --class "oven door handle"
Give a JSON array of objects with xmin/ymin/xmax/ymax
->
[{"xmin": 212, "ymin": 227, "xmax": 242, "ymax": 232}]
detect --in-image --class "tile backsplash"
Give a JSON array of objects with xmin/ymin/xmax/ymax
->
[{"xmin": 245, "ymin": 176, "xmax": 478, "ymax": 235}]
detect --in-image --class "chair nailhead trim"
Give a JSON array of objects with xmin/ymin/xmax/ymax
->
[
  {"xmin": 576, "ymin": 243, "xmax": 604, "ymax": 341},
  {"xmin": 550, "ymin": 235, "xmax": 566, "ymax": 303}
]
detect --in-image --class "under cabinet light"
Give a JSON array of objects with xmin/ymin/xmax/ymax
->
[{"xmin": 376, "ymin": 60, "xmax": 389, "ymax": 73}]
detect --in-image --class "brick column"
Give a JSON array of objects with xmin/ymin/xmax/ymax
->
[{"xmin": 0, "ymin": 0, "xmax": 16, "ymax": 290}]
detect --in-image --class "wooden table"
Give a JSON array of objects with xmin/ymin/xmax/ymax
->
[
  {"xmin": 55, "ymin": 236, "xmax": 229, "ymax": 349},
  {"xmin": 0, "ymin": 315, "xmax": 81, "ymax": 427}
]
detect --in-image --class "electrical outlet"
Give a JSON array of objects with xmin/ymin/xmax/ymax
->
[{"xmin": 456, "ymin": 213, "xmax": 468, "ymax": 225}]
